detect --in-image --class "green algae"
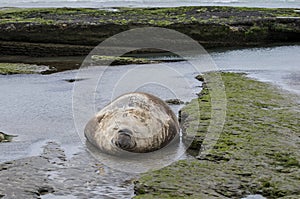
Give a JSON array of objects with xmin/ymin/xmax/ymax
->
[
  {"xmin": 0, "ymin": 63, "xmax": 49, "ymax": 74},
  {"xmin": 91, "ymin": 55, "xmax": 158, "ymax": 65},
  {"xmin": 134, "ymin": 73, "xmax": 300, "ymax": 198},
  {"xmin": 0, "ymin": 7, "xmax": 298, "ymax": 33},
  {"xmin": 0, "ymin": 6, "xmax": 299, "ymax": 55},
  {"xmin": 0, "ymin": 6, "xmax": 299, "ymax": 27},
  {"xmin": 245, "ymin": 25, "xmax": 269, "ymax": 41}
]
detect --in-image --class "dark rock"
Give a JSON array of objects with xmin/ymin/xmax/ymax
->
[
  {"xmin": 195, "ymin": 74, "xmax": 205, "ymax": 82},
  {"xmin": 37, "ymin": 186, "xmax": 55, "ymax": 195},
  {"xmin": 0, "ymin": 132, "xmax": 17, "ymax": 142},
  {"xmin": 196, "ymin": 153, "xmax": 231, "ymax": 162},
  {"xmin": 63, "ymin": 78, "xmax": 87, "ymax": 83},
  {"xmin": 165, "ymin": 99, "xmax": 184, "ymax": 105},
  {"xmin": 0, "ymin": 7, "xmax": 299, "ymax": 57}
]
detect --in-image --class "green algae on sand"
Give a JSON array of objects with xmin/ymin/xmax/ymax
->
[{"xmin": 134, "ymin": 73, "xmax": 300, "ymax": 199}]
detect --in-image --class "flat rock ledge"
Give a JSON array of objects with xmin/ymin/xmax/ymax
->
[
  {"xmin": 134, "ymin": 73, "xmax": 300, "ymax": 199},
  {"xmin": 0, "ymin": 7, "xmax": 299, "ymax": 57},
  {"xmin": 0, "ymin": 142, "xmax": 136, "ymax": 198}
]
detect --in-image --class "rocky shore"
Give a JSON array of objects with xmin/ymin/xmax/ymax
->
[
  {"xmin": 0, "ymin": 62, "xmax": 53, "ymax": 74},
  {"xmin": 0, "ymin": 141, "xmax": 136, "ymax": 198},
  {"xmin": 134, "ymin": 73, "xmax": 300, "ymax": 198},
  {"xmin": 0, "ymin": 72, "xmax": 299, "ymax": 198},
  {"xmin": 0, "ymin": 7, "xmax": 299, "ymax": 58},
  {"xmin": 1, "ymin": 6, "xmax": 299, "ymax": 198}
]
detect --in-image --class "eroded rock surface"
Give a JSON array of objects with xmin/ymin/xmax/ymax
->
[{"xmin": 0, "ymin": 142, "xmax": 136, "ymax": 198}]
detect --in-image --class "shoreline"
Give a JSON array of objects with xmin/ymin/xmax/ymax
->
[
  {"xmin": 0, "ymin": 6, "xmax": 299, "ymax": 74},
  {"xmin": 134, "ymin": 72, "xmax": 300, "ymax": 198},
  {"xmin": 0, "ymin": 6, "xmax": 299, "ymax": 57},
  {"xmin": 0, "ymin": 0, "xmax": 299, "ymax": 9},
  {"xmin": 0, "ymin": 42, "xmax": 299, "ymax": 74}
]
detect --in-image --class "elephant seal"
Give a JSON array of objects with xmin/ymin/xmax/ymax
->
[{"xmin": 84, "ymin": 92, "xmax": 179, "ymax": 155}]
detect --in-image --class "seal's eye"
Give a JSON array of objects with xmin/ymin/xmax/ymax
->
[{"xmin": 118, "ymin": 129, "xmax": 133, "ymax": 135}]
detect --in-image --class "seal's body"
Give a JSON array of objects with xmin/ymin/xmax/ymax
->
[{"xmin": 84, "ymin": 92, "xmax": 179, "ymax": 154}]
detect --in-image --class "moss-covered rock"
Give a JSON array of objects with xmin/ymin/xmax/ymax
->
[
  {"xmin": 91, "ymin": 55, "xmax": 158, "ymax": 66},
  {"xmin": 0, "ymin": 63, "xmax": 51, "ymax": 74},
  {"xmin": 134, "ymin": 73, "xmax": 300, "ymax": 199},
  {"xmin": 0, "ymin": 7, "xmax": 299, "ymax": 56}
]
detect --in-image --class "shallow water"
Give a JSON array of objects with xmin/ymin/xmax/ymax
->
[
  {"xmin": 0, "ymin": 61, "xmax": 201, "ymax": 197},
  {"xmin": 210, "ymin": 45, "xmax": 300, "ymax": 97},
  {"xmin": 0, "ymin": 62, "xmax": 201, "ymax": 163},
  {"xmin": 0, "ymin": 0, "xmax": 299, "ymax": 8},
  {"xmin": 0, "ymin": 45, "xmax": 299, "ymax": 197}
]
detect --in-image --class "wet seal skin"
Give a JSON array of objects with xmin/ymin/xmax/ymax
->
[{"xmin": 84, "ymin": 92, "xmax": 180, "ymax": 155}]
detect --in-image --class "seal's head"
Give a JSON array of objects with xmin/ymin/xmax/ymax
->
[
  {"xmin": 113, "ymin": 128, "xmax": 136, "ymax": 150},
  {"xmin": 84, "ymin": 92, "xmax": 179, "ymax": 155}
]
